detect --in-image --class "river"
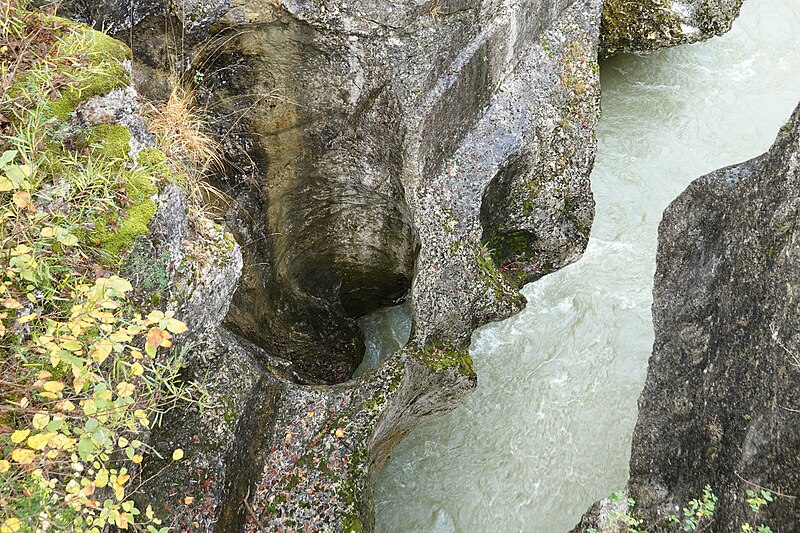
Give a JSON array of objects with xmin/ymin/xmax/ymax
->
[{"xmin": 367, "ymin": 1, "xmax": 800, "ymax": 531}]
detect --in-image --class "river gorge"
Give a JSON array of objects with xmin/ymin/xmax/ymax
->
[
  {"xmin": 5, "ymin": 0, "xmax": 799, "ymax": 530},
  {"xmin": 372, "ymin": 0, "xmax": 800, "ymax": 530}
]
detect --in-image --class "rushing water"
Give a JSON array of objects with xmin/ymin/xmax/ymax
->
[{"xmin": 368, "ymin": 1, "xmax": 800, "ymax": 531}]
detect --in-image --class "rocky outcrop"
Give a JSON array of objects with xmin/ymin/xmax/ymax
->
[
  {"xmin": 601, "ymin": 0, "xmax": 745, "ymax": 57},
  {"xmin": 115, "ymin": 0, "xmax": 605, "ymax": 528},
  {"xmin": 574, "ymin": 105, "xmax": 800, "ymax": 532},
  {"xmin": 186, "ymin": 0, "xmax": 603, "ymax": 383},
  {"xmin": 61, "ymin": 0, "xmax": 604, "ymax": 384}
]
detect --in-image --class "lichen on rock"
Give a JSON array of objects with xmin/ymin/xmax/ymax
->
[{"xmin": 600, "ymin": 0, "xmax": 745, "ymax": 57}]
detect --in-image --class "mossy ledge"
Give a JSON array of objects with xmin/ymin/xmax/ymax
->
[{"xmin": 413, "ymin": 343, "xmax": 476, "ymax": 377}]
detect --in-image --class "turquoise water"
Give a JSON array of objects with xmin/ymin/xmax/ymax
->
[{"xmin": 372, "ymin": 1, "xmax": 800, "ymax": 531}]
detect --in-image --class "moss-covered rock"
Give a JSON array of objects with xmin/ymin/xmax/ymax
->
[
  {"xmin": 2, "ymin": 14, "xmax": 130, "ymax": 121},
  {"xmin": 600, "ymin": 0, "xmax": 744, "ymax": 57}
]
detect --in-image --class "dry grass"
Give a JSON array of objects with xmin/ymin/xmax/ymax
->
[{"xmin": 144, "ymin": 86, "xmax": 228, "ymax": 216}]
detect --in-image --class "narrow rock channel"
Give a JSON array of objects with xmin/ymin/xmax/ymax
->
[{"xmin": 373, "ymin": 0, "xmax": 800, "ymax": 530}]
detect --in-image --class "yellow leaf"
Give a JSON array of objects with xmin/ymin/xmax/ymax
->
[
  {"xmin": 43, "ymin": 380, "xmax": 65, "ymax": 393},
  {"xmin": 48, "ymin": 433, "xmax": 72, "ymax": 450},
  {"xmin": 83, "ymin": 400, "xmax": 97, "ymax": 416},
  {"xmin": 131, "ymin": 454, "xmax": 143, "ymax": 464},
  {"xmin": 184, "ymin": 496, "xmax": 194, "ymax": 505},
  {"xmin": 57, "ymin": 233, "xmax": 78, "ymax": 246},
  {"xmin": 40, "ymin": 227, "xmax": 54, "ymax": 238},
  {"xmin": 17, "ymin": 313, "xmax": 37, "ymax": 324},
  {"xmin": 113, "ymin": 482, "xmax": 125, "ymax": 501},
  {"xmin": 172, "ymin": 448, "xmax": 184, "ymax": 461},
  {"xmin": 1, "ymin": 517, "xmax": 21, "ymax": 533},
  {"xmin": 118, "ymin": 437, "xmax": 129, "ymax": 448},
  {"xmin": 0, "ymin": 460, "xmax": 9, "ymax": 473},
  {"xmin": 94, "ymin": 389, "xmax": 112, "ymax": 401},
  {"xmin": 116, "ymin": 473, "xmax": 130, "ymax": 486},
  {"xmin": 2, "ymin": 298, "xmax": 22, "ymax": 309},
  {"xmin": 146, "ymin": 310, "xmax": 164, "ymax": 323},
  {"xmin": 10, "ymin": 430, "xmax": 30, "ymax": 443},
  {"xmin": 95, "ymin": 469, "xmax": 109, "ymax": 488},
  {"xmin": 116, "ymin": 382, "xmax": 135, "ymax": 397},
  {"xmin": 114, "ymin": 509, "xmax": 128, "ymax": 527},
  {"xmin": 0, "ymin": 176, "xmax": 13, "ymax": 192},
  {"xmin": 32, "ymin": 413, "xmax": 49, "ymax": 430},
  {"xmin": 11, "ymin": 191, "xmax": 31, "ymax": 209},
  {"xmin": 335, "ymin": 428, "xmax": 345, "ymax": 438},
  {"xmin": 55, "ymin": 399, "xmax": 76, "ymax": 412},
  {"xmin": 145, "ymin": 342, "xmax": 157, "ymax": 357},
  {"xmin": 164, "ymin": 317, "xmax": 188, "ymax": 334},
  {"xmin": 130, "ymin": 362, "xmax": 144, "ymax": 376},
  {"xmin": 27, "ymin": 432, "xmax": 55, "ymax": 451},
  {"xmin": 90, "ymin": 338, "xmax": 113, "ymax": 364},
  {"xmin": 109, "ymin": 330, "xmax": 132, "ymax": 343},
  {"xmin": 11, "ymin": 448, "xmax": 35, "ymax": 464},
  {"xmin": 58, "ymin": 336, "xmax": 83, "ymax": 352}
]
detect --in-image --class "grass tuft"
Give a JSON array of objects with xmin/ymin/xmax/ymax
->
[{"xmin": 143, "ymin": 86, "xmax": 228, "ymax": 217}]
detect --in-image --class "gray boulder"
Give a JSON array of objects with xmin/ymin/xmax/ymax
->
[{"xmin": 627, "ymin": 103, "xmax": 800, "ymax": 531}]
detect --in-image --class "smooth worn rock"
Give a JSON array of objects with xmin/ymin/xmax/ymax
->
[
  {"xmin": 182, "ymin": 0, "xmax": 603, "ymax": 382},
  {"xmin": 574, "ymin": 105, "xmax": 800, "ymax": 532},
  {"xmin": 600, "ymin": 0, "xmax": 745, "ymax": 57}
]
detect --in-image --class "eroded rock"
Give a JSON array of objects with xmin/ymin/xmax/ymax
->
[{"xmin": 54, "ymin": 0, "xmax": 747, "ymax": 531}]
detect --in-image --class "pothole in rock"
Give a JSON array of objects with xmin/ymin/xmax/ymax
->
[{"xmin": 353, "ymin": 298, "xmax": 413, "ymax": 378}]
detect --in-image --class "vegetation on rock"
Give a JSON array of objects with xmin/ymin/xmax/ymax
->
[{"xmin": 0, "ymin": 3, "xmax": 205, "ymax": 531}]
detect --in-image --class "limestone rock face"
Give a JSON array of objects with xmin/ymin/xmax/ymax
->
[
  {"xmin": 72, "ymin": 0, "xmax": 604, "ymax": 529},
  {"xmin": 191, "ymin": 0, "xmax": 603, "ymax": 381},
  {"xmin": 626, "ymin": 104, "xmax": 800, "ymax": 530},
  {"xmin": 601, "ymin": 0, "xmax": 745, "ymax": 57},
  {"xmin": 574, "ymin": 105, "xmax": 800, "ymax": 532}
]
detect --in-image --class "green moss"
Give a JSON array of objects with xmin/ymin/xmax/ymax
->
[
  {"xmin": 601, "ymin": 0, "xmax": 683, "ymax": 56},
  {"xmin": 136, "ymin": 147, "xmax": 168, "ymax": 170},
  {"xmin": 414, "ymin": 343, "xmax": 475, "ymax": 377},
  {"xmin": 484, "ymin": 229, "xmax": 534, "ymax": 265},
  {"xmin": 90, "ymin": 165, "xmax": 159, "ymax": 259},
  {"xmin": 342, "ymin": 515, "xmax": 363, "ymax": 532},
  {"xmin": 1, "ymin": 14, "xmax": 130, "ymax": 123},
  {"xmin": 474, "ymin": 243, "xmax": 525, "ymax": 303},
  {"xmin": 92, "ymin": 197, "xmax": 157, "ymax": 257},
  {"xmin": 46, "ymin": 22, "xmax": 131, "ymax": 120},
  {"xmin": 86, "ymin": 124, "xmax": 131, "ymax": 159}
]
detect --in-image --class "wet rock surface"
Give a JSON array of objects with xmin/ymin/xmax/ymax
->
[{"xmin": 574, "ymin": 105, "xmax": 800, "ymax": 532}]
